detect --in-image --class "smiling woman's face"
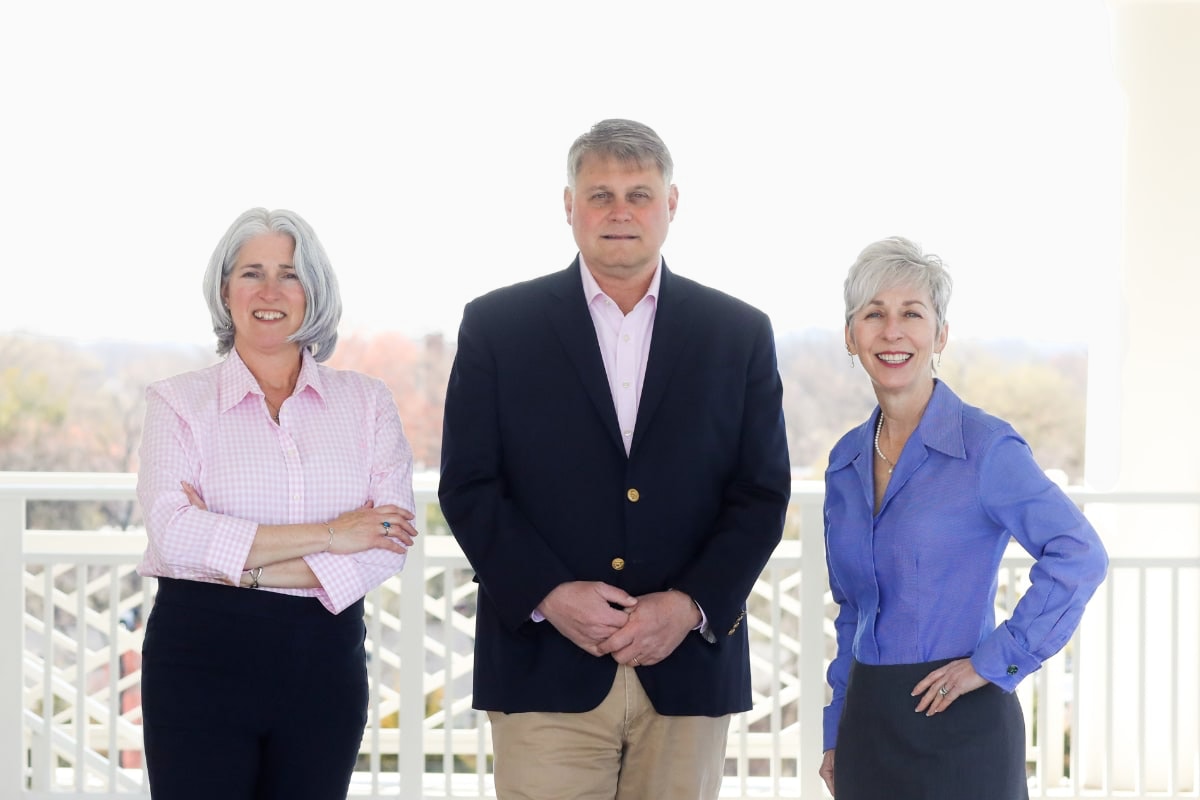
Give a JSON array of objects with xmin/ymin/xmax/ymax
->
[
  {"xmin": 846, "ymin": 282, "xmax": 947, "ymax": 397},
  {"xmin": 223, "ymin": 232, "xmax": 306, "ymax": 357}
]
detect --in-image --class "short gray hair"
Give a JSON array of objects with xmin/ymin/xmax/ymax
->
[
  {"xmin": 202, "ymin": 208, "xmax": 342, "ymax": 361},
  {"xmin": 567, "ymin": 119, "xmax": 674, "ymax": 187},
  {"xmin": 844, "ymin": 236, "xmax": 953, "ymax": 332}
]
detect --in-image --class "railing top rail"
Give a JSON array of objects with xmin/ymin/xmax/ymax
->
[
  {"xmin": 0, "ymin": 471, "xmax": 138, "ymax": 501},
  {"xmin": 1062, "ymin": 487, "xmax": 1200, "ymax": 504},
  {"xmin": 3, "ymin": 471, "xmax": 1199, "ymax": 505}
]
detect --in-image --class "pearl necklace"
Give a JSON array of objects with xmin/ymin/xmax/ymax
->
[{"xmin": 874, "ymin": 413, "xmax": 893, "ymax": 475}]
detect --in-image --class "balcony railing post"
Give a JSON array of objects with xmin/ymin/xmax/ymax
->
[
  {"xmin": 798, "ymin": 492, "xmax": 828, "ymax": 799},
  {"xmin": 0, "ymin": 494, "xmax": 26, "ymax": 796},
  {"xmin": 398, "ymin": 505, "xmax": 428, "ymax": 799}
]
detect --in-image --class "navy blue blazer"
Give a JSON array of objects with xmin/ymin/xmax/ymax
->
[{"xmin": 438, "ymin": 260, "xmax": 791, "ymax": 716}]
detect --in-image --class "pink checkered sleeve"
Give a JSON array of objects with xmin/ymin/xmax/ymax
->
[
  {"xmin": 304, "ymin": 378, "xmax": 414, "ymax": 613},
  {"xmin": 136, "ymin": 379, "xmax": 259, "ymax": 585}
]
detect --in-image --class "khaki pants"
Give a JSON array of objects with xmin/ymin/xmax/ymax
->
[{"xmin": 489, "ymin": 665, "xmax": 730, "ymax": 800}]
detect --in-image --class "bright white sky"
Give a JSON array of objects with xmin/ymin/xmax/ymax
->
[{"xmin": 1, "ymin": 1, "xmax": 1123, "ymax": 349}]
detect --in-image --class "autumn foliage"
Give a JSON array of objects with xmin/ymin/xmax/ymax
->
[{"xmin": 1, "ymin": 329, "xmax": 1087, "ymax": 531}]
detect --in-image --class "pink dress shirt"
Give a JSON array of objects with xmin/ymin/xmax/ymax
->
[
  {"xmin": 581, "ymin": 258, "xmax": 710, "ymax": 637},
  {"xmin": 137, "ymin": 347, "xmax": 414, "ymax": 614},
  {"xmin": 580, "ymin": 258, "xmax": 659, "ymax": 455},
  {"xmin": 531, "ymin": 260, "xmax": 707, "ymax": 635},
  {"xmin": 528, "ymin": 260, "xmax": 658, "ymax": 625}
]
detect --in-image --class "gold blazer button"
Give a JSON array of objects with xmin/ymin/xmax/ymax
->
[
  {"xmin": 611, "ymin": 557, "xmax": 626, "ymax": 571},
  {"xmin": 626, "ymin": 488, "xmax": 640, "ymax": 502}
]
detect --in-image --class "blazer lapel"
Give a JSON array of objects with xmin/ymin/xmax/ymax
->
[
  {"xmin": 631, "ymin": 263, "xmax": 692, "ymax": 456},
  {"xmin": 545, "ymin": 260, "xmax": 626, "ymax": 454}
]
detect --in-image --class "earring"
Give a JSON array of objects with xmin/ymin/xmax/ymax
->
[
  {"xmin": 935, "ymin": 351, "xmax": 943, "ymax": 369},
  {"xmin": 847, "ymin": 349, "xmax": 855, "ymax": 368}
]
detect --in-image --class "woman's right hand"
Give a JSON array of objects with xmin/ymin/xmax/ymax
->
[
  {"xmin": 819, "ymin": 748, "xmax": 835, "ymax": 796},
  {"xmin": 326, "ymin": 502, "xmax": 419, "ymax": 555},
  {"xmin": 181, "ymin": 481, "xmax": 207, "ymax": 511}
]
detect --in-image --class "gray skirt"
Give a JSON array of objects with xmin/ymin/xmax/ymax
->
[{"xmin": 834, "ymin": 658, "xmax": 1029, "ymax": 800}]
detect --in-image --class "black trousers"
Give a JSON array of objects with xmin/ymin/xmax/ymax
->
[
  {"xmin": 835, "ymin": 658, "xmax": 1029, "ymax": 800},
  {"xmin": 141, "ymin": 578, "xmax": 368, "ymax": 800}
]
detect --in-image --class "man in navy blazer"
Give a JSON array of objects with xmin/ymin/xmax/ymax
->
[{"xmin": 439, "ymin": 119, "xmax": 791, "ymax": 799}]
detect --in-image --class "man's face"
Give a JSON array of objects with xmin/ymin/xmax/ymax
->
[{"xmin": 564, "ymin": 154, "xmax": 677, "ymax": 282}]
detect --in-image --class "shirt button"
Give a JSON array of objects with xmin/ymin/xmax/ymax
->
[
  {"xmin": 611, "ymin": 557, "xmax": 625, "ymax": 571},
  {"xmin": 626, "ymin": 488, "xmax": 640, "ymax": 502},
  {"xmin": 623, "ymin": 430, "xmax": 632, "ymax": 438}
]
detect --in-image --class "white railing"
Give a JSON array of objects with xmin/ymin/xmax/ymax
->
[{"xmin": 2, "ymin": 472, "xmax": 1198, "ymax": 799}]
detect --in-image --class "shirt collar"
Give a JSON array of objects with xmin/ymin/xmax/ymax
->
[
  {"xmin": 828, "ymin": 380, "xmax": 966, "ymax": 471},
  {"xmin": 915, "ymin": 379, "xmax": 966, "ymax": 460},
  {"xmin": 579, "ymin": 255, "xmax": 662, "ymax": 307},
  {"xmin": 217, "ymin": 347, "xmax": 326, "ymax": 414}
]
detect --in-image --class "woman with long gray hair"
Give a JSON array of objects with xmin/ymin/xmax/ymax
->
[{"xmin": 136, "ymin": 207, "xmax": 418, "ymax": 799}]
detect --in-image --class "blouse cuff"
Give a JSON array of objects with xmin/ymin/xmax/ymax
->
[
  {"xmin": 972, "ymin": 622, "xmax": 1042, "ymax": 692},
  {"xmin": 822, "ymin": 702, "xmax": 842, "ymax": 751}
]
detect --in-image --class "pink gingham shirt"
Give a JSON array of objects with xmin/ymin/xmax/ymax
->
[
  {"xmin": 580, "ymin": 258, "xmax": 659, "ymax": 455},
  {"xmin": 136, "ymin": 347, "xmax": 414, "ymax": 614},
  {"xmin": 580, "ymin": 258, "xmax": 710, "ymax": 636},
  {"xmin": 534, "ymin": 258, "xmax": 717, "ymax": 633}
]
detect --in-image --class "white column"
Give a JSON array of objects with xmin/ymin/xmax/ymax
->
[
  {"xmin": 1107, "ymin": 1, "xmax": 1200, "ymax": 495},
  {"xmin": 1087, "ymin": 2, "xmax": 1200, "ymax": 794}
]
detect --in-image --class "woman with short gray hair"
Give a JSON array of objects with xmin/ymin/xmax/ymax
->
[{"xmin": 819, "ymin": 236, "xmax": 1108, "ymax": 799}]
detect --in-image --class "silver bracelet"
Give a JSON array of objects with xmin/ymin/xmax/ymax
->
[
  {"xmin": 325, "ymin": 526, "xmax": 335, "ymax": 552},
  {"xmin": 248, "ymin": 566, "xmax": 263, "ymax": 589}
]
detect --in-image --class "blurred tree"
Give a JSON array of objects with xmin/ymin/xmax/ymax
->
[
  {"xmin": 776, "ymin": 331, "xmax": 875, "ymax": 478},
  {"xmin": 1, "ymin": 336, "xmax": 84, "ymax": 473},
  {"xmin": 3, "ymin": 329, "xmax": 1088, "ymax": 529},
  {"xmin": 940, "ymin": 341, "xmax": 1086, "ymax": 479},
  {"xmin": 776, "ymin": 331, "xmax": 1087, "ymax": 482},
  {"xmin": 1, "ymin": 366, "xmax": 68, "ymax": 464},
  {"xmin": 329, "ymin": 331, "xmax": 452, "ymax": 471},
  {"xmin": 1, "ymin": 334, "xmax": 211, "ymax": 529}
]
